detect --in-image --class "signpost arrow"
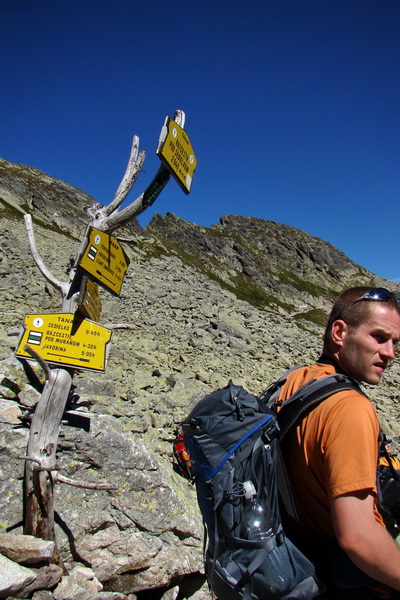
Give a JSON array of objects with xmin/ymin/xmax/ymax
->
[
  {"xmin": 77, "ymin": 227, "xmax": 130, "ymax": 296},
  {"xmin": 156, "ymin": 116, "xmax": 198, "ymax": 194},
  {"xmin": 77, "ymin": 276, "xmax": 102, "ymax": 322},
  {"xmin": 15, "ymin": 313, "xmax": 112, "ymax": 372}
]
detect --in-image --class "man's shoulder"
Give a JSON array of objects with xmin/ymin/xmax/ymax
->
[
  {"xmin": 281, "ymin": 362, "xmax": 374, "ymax": 422},
  {"xmin": 280, "ymin": 361, "xmax": 340, "ymax": 399}
]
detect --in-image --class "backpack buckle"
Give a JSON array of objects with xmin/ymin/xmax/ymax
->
[
  {"xmin": 205, "ymin": 480, "xmax": 214, "ymax": 502},
  {"xmin": 262, "ymin": 420, "xmax": 280, "ymax": 443}
]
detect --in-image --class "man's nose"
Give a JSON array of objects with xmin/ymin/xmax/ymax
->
[{"xmin": 381, "ymin": 340, "xmax": 396, "ymax": 360}]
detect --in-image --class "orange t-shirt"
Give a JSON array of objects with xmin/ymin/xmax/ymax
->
[{"xmin": 278, "ymin": 362, "xmax": 384, "ymax": 542}]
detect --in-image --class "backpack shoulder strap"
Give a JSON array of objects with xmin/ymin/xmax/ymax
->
[
  {"xmin": 275, "ymin": 373, "xmax": 366, "ymax": 523},
  {"xmin": 259, "ymin": 364, "xmax": 306, "ymax": 409},
  {"xmin": 277, "ymin": 373, "xmax": 366, "ymax": 440}
]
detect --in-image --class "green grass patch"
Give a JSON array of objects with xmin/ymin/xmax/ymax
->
[
  {"xmin": 0, "ymin": 199, "xmax": 28, "ymax": 220},
  {"xmin": 227, "ymin": 272, "xmax": 292, "ymax": 310},
  {"xmin": 278, "ymin": 269, "xmax": 332, "ymax": 298},
  {"xmin": 294, "ymin": 308, "xmax": 328, "ymax": 327}
]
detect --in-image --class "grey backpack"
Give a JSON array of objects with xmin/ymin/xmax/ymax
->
[{"xmin": 181, "ymin": 371, "xmax": 363, "ymax": 600}]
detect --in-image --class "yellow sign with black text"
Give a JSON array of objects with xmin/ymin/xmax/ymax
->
[
  {"xmin": 78, "ymin": 228, "xmax": 130, "ymax": 296},
  {"xmin": 15, "ymin": 313, "xmax": 112, "ymax": 372},
  {"xmin": 77, "ymin": 277, "xmax": 101, "ymax": 322},
  {"xmin": 156, "ymin": 116, "xmax": 197, "ymax": 194}
]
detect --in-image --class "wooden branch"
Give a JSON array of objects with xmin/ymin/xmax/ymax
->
[
  {"xmin": 24, "ymin": 214, "xmax": 68, "ymax": 296},
  {"xmin": 103, "ymin": 137, "xmax": 145, "ymax": 216},
  {"xmin": 53, "ymin": 473, "xmax": 118, "ymax": 490},
  {"xmin": 85, "ymin": 110, "xmax": 185, "ymax": 234},
  {"xmin": 100, "ymin": 164, "xmax": 170, "ymax": 231},
  {"xmin": 82, "ymin": 136, "xmax": 145, "ymax": 231},
  {"xmin": 19, "ymin": 455, "xmax": 43, "ymax": 467},
  {"xmin": 97, "ymin": 192, "xmax": 146, "ymax": 231},
  {"xmin": 61, "ymin": 290, "xmax": 80, "ymax": 315},
  {"xmin": 24, "ymin": 369, "xmax": 72, "ymax": 540},
  {"xmin": 23, "ymin": 344, "xmax": 51, "ymax": 380},
  {"xmin": 174, "ymin": 109, "xmax": 185, "ymax": 128}
]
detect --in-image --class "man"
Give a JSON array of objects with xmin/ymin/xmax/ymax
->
[{"xmin": 278, "ymin": 287, "xmax": 400, "ymax": 599}]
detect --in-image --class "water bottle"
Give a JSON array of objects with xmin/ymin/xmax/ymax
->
[{"xmin": 241, "ymin": 481, "xmax": 274, "ymax": 540}]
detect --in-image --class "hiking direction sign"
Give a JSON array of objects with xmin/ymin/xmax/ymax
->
[
  {"xmin": 15, "ymin": 313, "xmax": 112, "ymax": 372},
  {"xmin": 156, "ymin": 115, "xmax": 197, "ymax": 194},
  {"xmin": 78, "ymin": 227, "xmax": 130, "ymax": 297},
  {"xmin": 77, "ymin": 276, "xmax": 102, "ymax": 322}
]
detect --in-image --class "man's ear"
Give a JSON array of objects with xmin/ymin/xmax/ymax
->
[{"xmin": 331, "ymin": 320, "xmax": 348, "ymax": 347}]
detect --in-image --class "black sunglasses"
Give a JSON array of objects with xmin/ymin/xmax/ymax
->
[{"xmin": 335, "ymin": 287, "xmax": 400, "ymax": 319}]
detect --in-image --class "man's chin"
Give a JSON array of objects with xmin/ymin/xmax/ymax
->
[{"xmin": 365, "ymin": 371, "xmax": 384, "ymax": 385}]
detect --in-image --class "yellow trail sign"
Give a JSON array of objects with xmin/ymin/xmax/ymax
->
[
  {"xmin": 77, "ymin": 276, "xmax": 101, "ymax": 322},
  {"xmin": 15, "ymin": 313, "xmax": 112, "ymax": 372},
  {"xmin": 78, "ymin": 227, "xmax": 130, "ymax": 296},
  {"xmin": 156, "ymin": 116, "xmax": 197, "ymax": 194}
]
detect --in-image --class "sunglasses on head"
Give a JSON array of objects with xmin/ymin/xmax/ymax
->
[{"xmin": 335, "ymin": 287, "xmax": 400, "ymax": 319}]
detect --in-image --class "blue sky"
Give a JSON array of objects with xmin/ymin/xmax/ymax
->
[{"xmin": 2, "ymin": 0, "xmax": 400, "ymax": 281}]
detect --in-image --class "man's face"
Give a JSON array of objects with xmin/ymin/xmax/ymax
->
[{"xmin": 333, "ymin": 303, "xmax": 400, "ymax": 384}]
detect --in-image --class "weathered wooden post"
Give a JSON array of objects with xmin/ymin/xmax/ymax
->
[{"xmin": 15, "ymin": 110, "xmax": 197, "ymax": 563}]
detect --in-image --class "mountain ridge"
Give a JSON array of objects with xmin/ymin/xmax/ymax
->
[{"xmin": 0, "ymin": 157, "xmax": 399, "ymax": 599}]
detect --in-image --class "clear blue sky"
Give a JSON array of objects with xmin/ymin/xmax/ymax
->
[{"xmin": 2, "ymin": 1, "xmax": 400, "ymax": 281}]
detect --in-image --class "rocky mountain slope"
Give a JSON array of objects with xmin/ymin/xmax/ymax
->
[{"xmin": 0, "ymin": 157, "xmax": 399, "ymax": 599}]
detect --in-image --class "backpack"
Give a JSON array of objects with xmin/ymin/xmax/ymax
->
[
  {"xmin": 377, "ymin": 434, "xmax": 400, "ymax": 538},
  {"xmin": 178, "ymin": 369, "xmax": 363, "ymax": 600}
]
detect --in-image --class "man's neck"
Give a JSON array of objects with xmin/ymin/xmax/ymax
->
[{"xmin": 318, "ymin": 353, "xmax": 348, "ymax": 376}]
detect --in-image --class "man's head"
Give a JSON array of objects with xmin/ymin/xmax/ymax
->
[{"xmin": 323, "ymin": 287, "xmax": 400, "ymax": 384}]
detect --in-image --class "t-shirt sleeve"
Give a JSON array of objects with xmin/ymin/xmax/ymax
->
[{"xmin": 321, "ymin": 392, "xmax": 379, "ymax": 499}]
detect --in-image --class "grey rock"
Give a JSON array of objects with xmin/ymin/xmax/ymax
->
[
  {"xmin": 19, "ymin": 565, "xmax": 63, "ymax": 597},
  {"xmin": 32, "ymin": 591, "xmax": 55, "ymax": 600},
  {"xmin": 0, "ymin": 553, "xmax": 36, "ymax": 599},
  {"xmin": 53, "ymin": 566, "xmax": 102, "ymax": 600},
  {"xmin": 160, "ymin": 586, "xmax": 179, "ymax": 600},
  {"xmin": 0, "ymin": 398, "xmax": 22, "ymax": 424},
  {"xmin": 18, "ymin": 384, "xmax": 42, "ymax": 408},
  {"xmin": 0, "ymin": 533, "xmax": 54, "ymax": 565}
]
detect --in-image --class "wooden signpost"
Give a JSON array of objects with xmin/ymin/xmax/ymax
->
[{"xmin": 17, "ymin": 110, "xmax": 197, "ymax": 561}]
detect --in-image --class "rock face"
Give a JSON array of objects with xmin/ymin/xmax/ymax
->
[{"xmin": 0, "ymin": 157, "xmax": 400, "ymax": 599}]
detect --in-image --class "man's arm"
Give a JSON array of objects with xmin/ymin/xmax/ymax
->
[{"xmin": 331, "ymin": 490, "xmax": 400, "ymax": 590}]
